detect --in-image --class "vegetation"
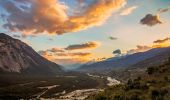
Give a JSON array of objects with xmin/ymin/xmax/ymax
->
[
  {"xmin": 88, "ymin": 57, "xmax": 170, "ymax": 100},
  {"xmin": 0, "ymin": 72, "xmax": 104, "ymax": 99},
  {"xmin": 1, "ymin": 57, "xmax": 170, "ymax": 100}
]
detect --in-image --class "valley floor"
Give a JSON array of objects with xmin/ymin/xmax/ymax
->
[
  {"xmin": 0, "ymin": 72, "xmax": 120, "ymax": 99},
  {"xmin": 2, "ymin": 58, "xmax": 170, "ymax": 100}
]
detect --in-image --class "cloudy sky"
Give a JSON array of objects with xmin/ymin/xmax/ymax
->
[{"xmin": 0, "ymin": 0, "xmax": 170, "ymax": 66}]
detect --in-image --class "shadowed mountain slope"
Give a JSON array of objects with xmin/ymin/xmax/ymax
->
[{"xmin": 0, "ymin": 33, "xmax": 63, "ymax": 75}]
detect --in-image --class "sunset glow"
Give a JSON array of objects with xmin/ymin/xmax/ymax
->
[{"xmin": 0, "ymin": 0, "xmax": 170, "ymax": 66}]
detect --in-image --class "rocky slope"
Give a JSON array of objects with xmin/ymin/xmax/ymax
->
[{"xmin": 0, "ymin": 33, "xmax": 63, "ymax": 75}]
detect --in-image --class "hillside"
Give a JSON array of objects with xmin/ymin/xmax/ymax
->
[
  {"xmin": 88, "ymin": 57, "xmax": 170, "ymax": 100},
  {"xmin": 0, "ymin": 33, "xmax": 63, "ymax": 75}
]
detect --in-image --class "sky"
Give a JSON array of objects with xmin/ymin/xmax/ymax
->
[{"xmin": 0, "ymin": 0, "xmax": 170, "ymax": 67}]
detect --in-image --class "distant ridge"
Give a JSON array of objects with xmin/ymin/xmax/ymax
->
[{"xmin": 78, "ymin": 46, "xmax": 170, "ymax": 73}]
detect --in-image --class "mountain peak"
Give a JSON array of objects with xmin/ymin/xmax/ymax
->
[{"xmin": 0, "ymin": 33, "xmax": 63, "ymax": 75}]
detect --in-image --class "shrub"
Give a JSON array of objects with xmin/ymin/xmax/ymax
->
[
  {"xmin": 164, "ymin": 76, "xmax": 169, "ymax": 82},
  {"xmin": 151, "ymin": 88, "xmax": 168, "ymax": 100},
  {"xmin": 147, "ymin": 67, "xmax": 155, "ymax": 75}
]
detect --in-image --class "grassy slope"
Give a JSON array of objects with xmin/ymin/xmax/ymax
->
[{"xmin": 88, "ymin": 57, "xmax": 170, "ymax": 100}]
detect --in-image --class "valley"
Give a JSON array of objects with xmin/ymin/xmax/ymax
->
[
  {"xmin": 0, "ymin": 0, "xmax": 170, "ymax": 99},
  {"xmin": 0, "ymin": 72, "xmax": 113, "ymax": 99},
  {"xmin": 0, "ymin": 34, "xmax": 169, "ymax": 100}
]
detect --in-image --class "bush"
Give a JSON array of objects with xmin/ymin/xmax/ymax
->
[
  {"xmin": 151, "ymin": 88, "xmax": 168, "ymax": 100},
  {"xmin": 147, "ymin": 67, "xmax": 155, "ymax": 75},
  {"xmin": 95, "ymin": 95, "xmax": 107, "ymax": 100},
  {"xmin": 164, "ymin": 76, "xmax": 169, "ymax": 82},
  {"xmin": 114, "ymin": 95, "xmax": 123, "ymax": 100},
  {"xmin": 129, "ymin": 94, "xmax": 141, "ymax": 100}
]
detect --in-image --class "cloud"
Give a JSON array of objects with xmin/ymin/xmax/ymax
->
[
  {"xmin": 38, "ymin": 44, "xmax": 95, "ymax": 66},
  {"xmin": 69, "ymin": 52, "xmax": 91, "ymax": 57},
  {"xmin": 140, "ymin": 5, "xmax": 170, "ymax": 27},
  {"xmin": 120, "ymin": 6, "xmax": 138, "ymax": 16},
  {"xmin": 39, "ymin": 49, "xmax": 92, "ymax": 66},
  {"xmin": 48, "ymin": 47, "xmax": 65, "ymax": 53},
  {"xmin": 152, "ymin": 37, "xmax": 170, "ymax": 48},
  {"xmin": 157, "ymin": 5, "xmax": 170, "ymax": 14},
  {"xmin": 2, "ymin": 0, "xmax": 68, "ymax": 35},
  {"xmin": 113, "ymin": 49, "xmax": 121, "ymax": 55},
  {"xmin": 1, "ymin": 0, "xmax": 126, "ymax": 35},
  {"xmin": 55, "ymin": 52, "xmax": 91, "ymax": 57},
  {"xmin": 53, "ymin": 58, "xmax": 89, "ymax": 66},
  {"xmin": 65, "ymin": 41, "xmax": 100, "ymax": 50},
  {"xmin": 140, "ymin": 14, "xmax": 162, "ymax": 26},
  {"xmin": 38, "ymin": 41, "xmax": 100, "ymax": 60},
  {"xmin": 126, "ymin": 37, "xmax": 170, "ymax": 54},
  {"xmin": 38, "ymin": 48, "xmax": 91, "ymax": 58},
  {"xmin": 127, "ymin": 45, "xmax": 152, "ymax": 54},
  {"xmin": 109, "ymin": 36, "xmax": 117, "ymax": 40},
  {"xmin": 153, "ymin": 37, "xmax": 170, "ymax": 44}
]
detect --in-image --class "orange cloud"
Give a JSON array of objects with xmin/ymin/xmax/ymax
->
[
  {"xmin": 55, "ymin": 52, "xmax": 91, "ymax": 57},
  {"xmin": 48, "ymin": 47, "xmax": 65, "ymax": 53},
  {"xmin": 153, "ymin": 37, "xmax": 170, "ymax": 44},
  {"xmin": 53, "ymin": 58, "xmax": 90, "ymax": 66},
  {"xmin": 38, "ymin": 41, "xmax": 100, "ymax": 62},
  {"xmin": 152, "ymin": 37, "xmax": 170, "ymax": 48},
  {"xmin": 2, "ymin": 0, "xmax": 126, "ymax": 35},
  {"xmin": 39, "ymin": 50, "xmax": 92, "ymax": 66},
  {"xmin": 65, "ymin": 41, "xmax": 100, "ymax": 50},
  {"xmin": 38, "ymin": 43, "xmax": 96, "ymax": 65},
  {"xmin": 127, "ymin": 37, "xmax": 170, "ymax": 54},
  {"xmin": 127, "ymin": 45, "xmax": 152, "ymax": 54},
  {"xmin": 120, "ymin": 6, "xmax": 138, "ymax": 16}
]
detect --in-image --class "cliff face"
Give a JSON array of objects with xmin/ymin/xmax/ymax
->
[{"xmin": 0, "ymin": 33, "xmax": 63, "ymax": 75}]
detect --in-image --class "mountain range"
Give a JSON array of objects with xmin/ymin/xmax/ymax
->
[
  {"xmin": 1, "ymin": 33, "xmax": 170, "ymax": 76},
  {"xmin": 78, "ymin": 46, "xmax": 170, "ymax": 73}
]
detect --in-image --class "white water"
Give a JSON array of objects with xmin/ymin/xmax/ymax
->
[
  {"xmin": 41, "ymin": 89, "xmax": 103, "ymax": 100},
  {"xmin": 38, "ymin": 76, "xmax": 120, "ymax": 100},
  {"xmin": 107, "ymin": 77, "xmax": 120, "ymax": 86},
  {"xmin": 38, "ymin": 85, "xmax": 60, "ymax": 89},
  {"xmin": 86, "ymin": 73, "xmax": 103, "ymax": 78},
  {"xmin": 36, "ymin": 85, "xmax": 59, "ymax": 99}
]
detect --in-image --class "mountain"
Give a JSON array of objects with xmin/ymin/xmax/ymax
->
[
  {"xmin": 0, "ymin": 33, "xmax": 63, "ymax": 75},
  {"xmin": 78, "ymin": 46, "xmax": 170, "ymax": 73}
]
